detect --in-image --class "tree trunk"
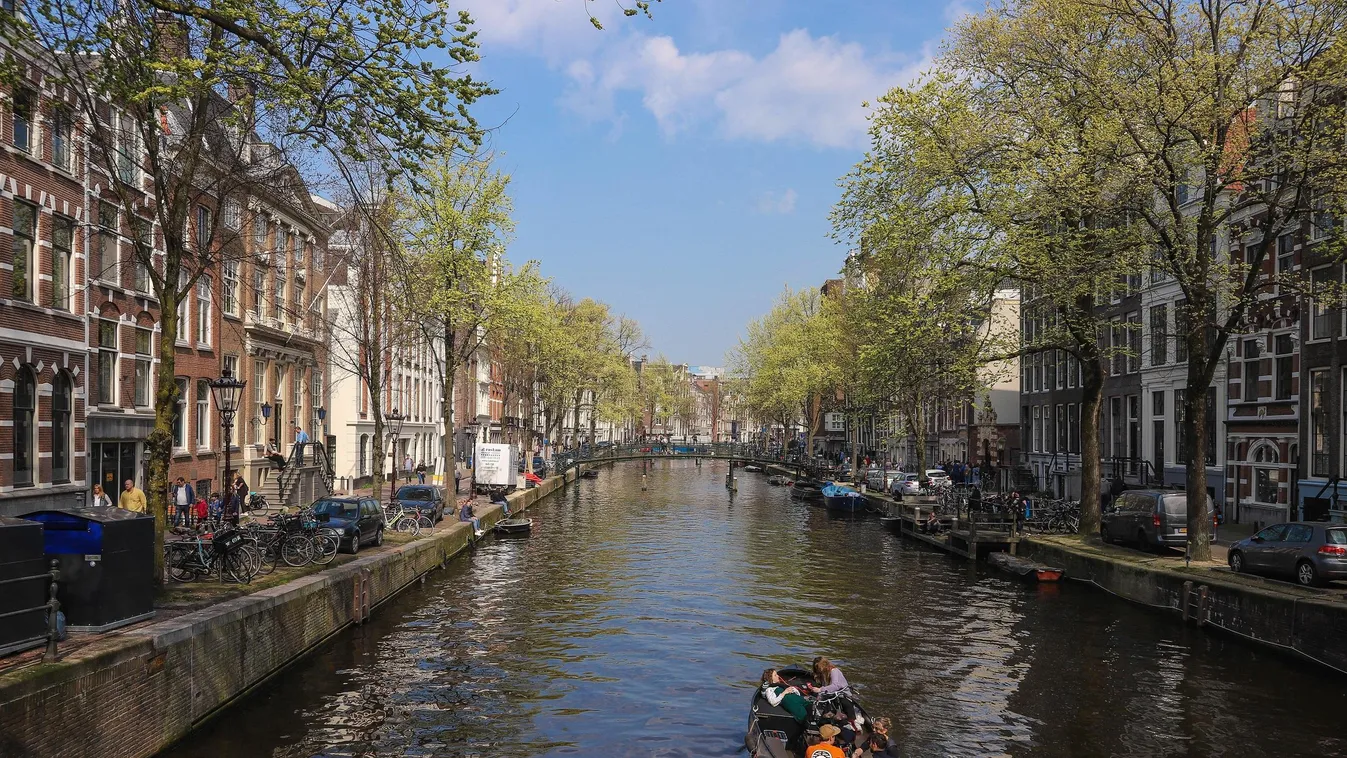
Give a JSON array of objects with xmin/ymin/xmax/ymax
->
[
  {"xmin": 850, "ymin": 411, "xmax": 860, "ymax": 484},
  {"xmin": 1185, "ymin": 357, "xmax": 1213, "ymax": 561},
  {"xmin": 148, "ymin": 300, "xmax": 180, "ymax": 582},
  {"xmin": 911, "ymin": 399, "xmax": 927, "ymax": 482},
  {"xmin": 442, "ymin": 316, "xmax": 457, "ymax": 471},
  {"xmin": 1078, "ymin": 354, "xmax": 1105, "ymax": 542}
]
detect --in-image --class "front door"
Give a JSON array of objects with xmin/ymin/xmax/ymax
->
[{"xmin": 272, "ymin": 402, "xmax": 283, "ymax": 447}]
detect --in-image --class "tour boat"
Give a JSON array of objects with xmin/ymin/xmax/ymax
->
[
  {"xmin": 493, "ymin": 518, "xmax": 533, "ymax": 536},
  {"xmin": 821, "ymin": 483, "xmax": 866, "ymax": 513},
  {"xmin": 744, "ymin": 664, "xmax": 874, "ymax": 758}
]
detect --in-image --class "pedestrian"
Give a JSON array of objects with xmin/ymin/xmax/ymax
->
[
  {"xmin": 91, "ymin": 483, "xmax": 112, "ymax": 508},
  {"xmin": 416, "ymin": 460, "xmax": 426, "ymax": 484},
  {"xmin": 232, "ymin": 474, "xmax": 249, "ymax": 521},
  {"xmin": 404, "ymin": 454, "xmax": 414, "ymax": 483},
  {"xmin": 454, "ymin": 466, "xmax": 462, "ymax": 494},
  {"xmin": 194, "ymin": 494, "xmax": 209, "ymax": 525},
  {"xmin": 120, "ymin": 479, "xmax": 147, "ymax": 514},
  {"xmin": 294, "ymin": 424, "xmax": 309, "ymax": 466},
  {"xmin": 171, "ymin": 477, "xmax": 194, "ymax": 527}
]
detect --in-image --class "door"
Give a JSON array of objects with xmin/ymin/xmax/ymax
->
[
  {"xmin": 362, "ymin": 500, "xmax": 379, "ymax": 542},
  {"xmin": 1104, "ymin": 493, "xmax": 1131, "ymax": 540},
  {"xmin": 1246, "ymin": 524, "xmax": 1288, "ymax": 570},
  {"xmin": 1279, "ymin": 524, "xmax": 1315, "ymax": 575}
]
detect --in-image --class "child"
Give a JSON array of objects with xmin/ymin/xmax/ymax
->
[{"xmin": 194, "ymin": 495, "xmax": 209, "ymax": 525}]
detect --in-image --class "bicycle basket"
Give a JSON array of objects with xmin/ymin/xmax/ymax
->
[{"xmin": 213, "ymin": 527, "xmax": 243, "ymax": 552}]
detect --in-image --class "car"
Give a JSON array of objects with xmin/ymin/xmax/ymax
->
[
  {"xmin": 1228, "ymin": 522, "xmax": 1347, "ymax": 587},
  {"xmin": 865, "ymin": 469, "xmax": 902, "ymax": 491},
  {"xmin": 925, "ymin": 469, "xmax": 952, "ymax": 489},
  {"xmin": 392, "ymin": 484, "xmax": 446, "ymax": 523},
  {"xmin": 311, "ymin": 497, "xmax": 384, "ymax": 554},
  {"xmin": 532, "ymin": 455, "xmax": 550, "ymax": 475},
  {"xmin": 1100, "ymin": 489, "xmax": 1213, "ymax": 550},
  {"xmin": 892, "ymin": 473, "xmax": 923, "ymax": 496}
]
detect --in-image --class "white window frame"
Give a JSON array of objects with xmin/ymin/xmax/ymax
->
[
  {"xmin": 134, "ymin": 327, "xmax": 153, "ymax": 408},
  {"xmin": 196, "ymin": 274, "xmax": 212, "ymax": 347},
  {"xmin": 195, "ymin": 378, "xmax": 211, "ymax": 451},
  {"xmin": 172, "ymin": 378, "xmax": 188, "ymax": 451},
  {"xmin": 223, "ymin": 261, "xmax": 239, "ymax": 315}
]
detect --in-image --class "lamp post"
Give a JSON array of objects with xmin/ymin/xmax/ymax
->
[
  {"xmin": 210, "ymin": 367, "xmax": 246, "ymax": 523},
  {"xmin": 386, "ymin": 408, "xmax": 405, "ymax": 503}
]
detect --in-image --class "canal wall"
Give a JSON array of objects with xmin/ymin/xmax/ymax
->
[
  {"xmin": 1020, "ymin": 538, "xmax": 1347, "ymax": 674},
  {"xmin": 0, "ymin": 470, "xmax": 577, "ymax": 758}
]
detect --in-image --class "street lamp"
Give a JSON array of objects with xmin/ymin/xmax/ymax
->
[
  {"xmin": 316, "ymin": 406, "xmax": 328, "ymax": 472},
  {"xmin": 210, "ymin": 367, "xmax": 246, "ymax": 523},
  {"xmin": 386, "ymin": 408, "xmax": 405, "ymax": 503}
]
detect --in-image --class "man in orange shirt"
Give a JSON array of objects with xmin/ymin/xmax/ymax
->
[{"xmin": 805, "ymin": 724, "xmax": 848, "ymax": 758}]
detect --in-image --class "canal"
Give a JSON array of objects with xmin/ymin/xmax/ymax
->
[{"xmin": 162, "ymin": 460, "xmax": 1346, "ymax": 757}]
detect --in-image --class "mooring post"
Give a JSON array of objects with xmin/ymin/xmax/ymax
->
[{"xmin": 642, "ymin": 473, "xmax": 648, "ymax": 491}]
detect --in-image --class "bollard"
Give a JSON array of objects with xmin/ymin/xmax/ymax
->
[
  {"xmin": 642, "ymin": 473, "xmax": 648, "ymax": 491},
  {"xmin": 43, "ymin": 559, "xmax": 60, "ymax": 662}
]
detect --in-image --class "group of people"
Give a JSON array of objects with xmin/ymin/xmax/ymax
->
[
  {"xmin": 90, "ymin": 473, "xmax": 253, "ymax": 526},
  {"xmin": 937, "ymin": 460, "xmax": 983, "ymax": 486},
  {"xmin": 759, "ymin": 657, "xmax": 899, "ymax": 758}
]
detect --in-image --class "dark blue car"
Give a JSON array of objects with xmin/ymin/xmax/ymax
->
[{"xmin": 311, "ymin": 497, "xmax": 383, "ymax": 554}]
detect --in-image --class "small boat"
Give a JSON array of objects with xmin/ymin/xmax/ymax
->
[
  {"xmin": 788, "ymin": 479, "xmax": 824, "ymax": 501},
  {"xmin": 767, "ymin": 474, "xmax": 791, "ymax": 486},
  {"xmin": 879, "ymin": 515, "xmax": 904, "ymax": 534},
  {"xmin": 493, "ymin": 518, "xmax": 533, "ymax": 536},
  {"xmin": 579, "ymin": 469, "xmax": 599, "ymax": 479},
  {"xmin": 987, "ymin": 551, "xmax": 1063, "ymax": 582},
  {"xmin": 744, "ymin": 664, "xmax": 873, "ymax": 758},
  {"xmin": 821, "ymin": 483, "xmax": 866, "ymax": 513},
  {"xmin": 744, "ymin": 464, "xmax": 764, "ymax": 473}
]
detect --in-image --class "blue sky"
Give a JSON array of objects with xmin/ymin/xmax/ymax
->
[{"xmin": 459, "ymin": 1, "xmax": 962, "ymax": 364}]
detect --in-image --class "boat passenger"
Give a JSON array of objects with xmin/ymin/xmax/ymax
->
[
  {"xmin": 806, "ymin": 724, "xmax": 847, "ymax": 758},
  {"xmin": 868, "ymin": 717, "xmax": 899, "ymax": 757},
  {"xmin": 810, "ymin": 657, "xmax": 860, "ymax": 730},
  {"xmin": 759, "ymin": 669, "xmax": 809, "ymax": 723}
]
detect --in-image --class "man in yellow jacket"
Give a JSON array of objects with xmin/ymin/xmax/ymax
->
[{"xmin": 120, "ymin": 479, "xmax": 147, "ymax": 514}]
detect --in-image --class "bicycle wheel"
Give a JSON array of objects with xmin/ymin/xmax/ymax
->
[
  {"xmin": 282, "ymin": 535, "xmax": 314, "ymax": 566},
  {"xmin": 416, "ymin": 514, "xmax": 433, "ymax": 530},
  {"xmin": 165, "ymin": 545, "xmax": 197, "ymax": 582},
  {"xmin": 257, "ymin": 537, "xmax": 280, "ymax": 575},
  {"xmin": 310, "ymin": 530, "xmax": 339, "ymax": 565},
  {"xmin": 222, "ymin": 550, "xmax": 253, "ymax": 583},
  {"xmin": 238, "ymin": 543, "xmax": 263, "ymax": 579},
  {"xmin": 394, "ymin": 516, "xmax": 420, "ymax": 536}
]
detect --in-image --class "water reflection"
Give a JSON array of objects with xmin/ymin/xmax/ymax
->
[{"xmin": 163, "ymin": 460, "xmax": 1347, "ymax": 758}]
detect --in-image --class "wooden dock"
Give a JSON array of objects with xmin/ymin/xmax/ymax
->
[{"xmin": 871, "ymin": 493, "xmax": 1021, "ymax": 560}]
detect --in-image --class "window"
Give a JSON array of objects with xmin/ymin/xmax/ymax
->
[
  {"xmin": 223, "ymin": 261, "xmax": 239, "ymax": 315},
  {"xmin": 195, "ymin": 205, "xmax": 211, "ymax": 251},
  {"xmin": 359, "ymin": 434, "xmax": 369, "ymax": 475},
  {"xmin": 1175, "ymin": 180, "xmax": 1189, "ymax": 206},
  {"xmin": 52, "ymin": 216, "xmax": 72, "ymax": 310},
  {"xmin": 223, "ymin": 355, "xmax": 239, "ymax": 447},
  {"xmin": 1175, "ymin": 389, "xmax": 1188, "ymax": 463},
  {"xmin": 1032, "ymin": 406, "xmax": 1041, "ymax": 452},
  {"xmin": 1056, "ymin": 350, "xmax": 1065, "ymax": 390},
  {"xmin": 12, "ymin": 89, "xmax": 32, "ymax": 152},
  {"xmin": 52, "ymin": 372, "xmax": 71, "ymax": 483},
  {"xmin": 1174, "ymin": 300, "xmax": 1189, "ymax": 362},
  {"xmin": 135, "ymin": 327, "xmax": 152, "ymax": 406},
  {"xmin": 195, "ymin": 379, "xmax": 210, "ymax": 449},
  {"xmin": 11, "ymin": 200, "xmax": 35, "ymax": 301},
  {"xmin": 1256, "ymin": 467, "xmax": 1278, "ymax": 504},
  {"xmin": 13, "ymin": 366, "xmax": 34, "ymax": 486},
  {"xmin": 132, "ymin": 217, "xmax": 152, "ymax": 293},
  {"xmin": 1045, "ymin": 350, "xmax": 1056, "ymax": 390},
  {"xmin": 50, "ymin": 107, "xmax": 73, "ymax": 170},
  {"xmin": 1313, "ymin": 194, "xmax": 1334, "ymax": 242},
  {"xmin": 292, "ymin": 366, "xmax": 303, "ymax": 428},
  {"xmin": 253, "ymin": 359, "xmax": 267, "ymax": 444},
  {"xmin": 1311, "ymin": 267, "xmax": 1339, "ymax": 340},
  {"xmin": 252, "ymin": 268, "xmax": 264, "ymax": 317},
  {"xmin": 1277, "ymin": 233, "xmax": 1295, "ymax": 275},
  {"xmin": 1152, "ymin": 391, "xmax": 1166, "ymax": 472},
  {"xmin": 196, "ymin": 275, "xmax": 212, "ymax": 345},
  {"xmin": 1150, "ymin": 305, "xmax": 1167, "ymax": 366},
  {"xmin": 176, "ymin": 271, "xmax": 189, "ymax": 340},
  {"xmin": 276, "ymin": 225, "xmax": 288, "ymax": 261},
  {"xmin": 114, "ymin": 111, "xmax": 138, "ymax": 183},
  {"xmin": 97, "ymin": 202, "xmax": 118, "ymax": 284},
  {"xmin": 1312, "ymin": 369, "xmax": 1330, "ymax": 476},
  {"xmin": 1275, "ymin": 334, "xmax": 1294, "ymax": 401},
  {"xmin": 1043, "ymin": 404, "xmax": 1053, "ymax": 452},
  {"xmin": 1244, "ymin": 338, "xmax": 1261, "ymax": 402},
  {"xmin": 172, "ymin": 378, "xmax": 188, "ymax": 449},
  {"xmin": 1204, "ymin": 387, "xmax": 1217, "ymax": 467},
  {"xmin": 98, "ymin": 319, "xmax": 118, "ymax": 405},
  {"xmin": 223, "ymin": 199, "xmax": 241, "ymax": 231},
  {"xmin": 1127, "ymin": 312, "xmax": 1141, "ymax": 373},
  {"xmin": 1110, "ymin": 319, "xmax": 1123, "ymax": 376},
  {"xmin": 1057, "ymin": 404, "xmax": 1067, "ymax": 452},
  {"xmin": 1068, "ymin": 403, "xmax": 1080, "ymax": 453},
  {"xmin": 273, "ymin": 267, "xmax": 285, "ymax": 322},
  {"xmin": 1110, "ymin": 396, "xmax": 1123, "ymax": 459}
]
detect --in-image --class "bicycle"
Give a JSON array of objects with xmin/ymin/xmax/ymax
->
[
  {"xmin": 381, "ymin": 503, "xmax": 422, "ymax": 536},
  {"xmin": 164, "ymin": 525, "xmax": 256, "ymax": 583}
]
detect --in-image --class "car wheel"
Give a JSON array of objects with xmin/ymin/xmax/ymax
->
[
  {"xmin": 1136, "ymin": 530, "xmax": 1150, "ymax": 551},
  {"xmin": 1100, "ymin": 524, "xmax": 1111, "ymax": 544},
  {"xmin": 349, "ymin": 533, "xmax": 360, "ymax": 555},
  {"xmin": 1229, "ymin": 550, "xmax": 1244, "ymax": 573},
  {"xmin": 1297, "ymin": 560, "xmax": 1321, "ymax": 587},
  {"xmin": 373, "ymin": 527, "xmax": 384, "ymax": 547}
]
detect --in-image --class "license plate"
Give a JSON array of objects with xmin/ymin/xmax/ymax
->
[{"xmin": 1176, "ymin": 528, "xmax": 1187, "ymax": 535}]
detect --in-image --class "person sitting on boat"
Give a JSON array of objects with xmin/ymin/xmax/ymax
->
[
  {"xmin": 867, "ymin": 716, "xmax": 899, "ymax": 757},
  {"xmin": 805, "ymin": 724, "xmax": 848, "ymax": 758},
  {"xmin": 759, "ymin": 669, "xmax": 809, "ymax": 724},
  {"xmin": 809, "ymin": 657, "xmax": 861, "ymax": 733}
]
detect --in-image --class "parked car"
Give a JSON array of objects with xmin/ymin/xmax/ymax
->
[
  {"xmin": 311, "ymin": 497, "xmax": 384, "ymax": 554},
  {"xmin": 925, "ymin": 469, "xmax": 952, "ymax": 489},
  {"xmin": 392, "ymin": 484, "xmax": 446, "ymax": 523},
  {"xmin": 1100, "ymin": 490, "xmax": 1212, "ymax": 551},
  {"xmin": 532, "ymin": 455, "xmax": 550, "ymax": 475},
  {"xmin": 865, "ymin": 469, "xmax": 902, "ymax": 491},
  {"xmin": 1228, "ymin": 522, "xmax": 1347, "ymax": 587},
  {"xmin": 892, "ymin": 473, "xmax": 923, "ymax": 496}
]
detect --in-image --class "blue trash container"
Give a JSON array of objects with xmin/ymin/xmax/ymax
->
[{"xmin": 21, "ymin": 507, "xmax": 154, "ymax": 631}]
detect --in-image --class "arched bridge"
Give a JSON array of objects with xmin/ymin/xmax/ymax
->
[{"xmin": 552, "ymin": 442, "xmax": 810, "ymax": 475}]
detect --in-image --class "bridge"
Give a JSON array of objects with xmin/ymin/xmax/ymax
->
[{"xmin": 551, "ymin": 442, "xmax": 819, "ymax": 476}]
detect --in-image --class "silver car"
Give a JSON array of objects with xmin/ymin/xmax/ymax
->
[{"xmin": 1228, "ymin": 522, "xmax": 1347, "ymax": 587}]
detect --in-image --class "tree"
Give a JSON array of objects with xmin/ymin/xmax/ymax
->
[
  {"xmin": 398, "ymin": 151, "xmax": 546, "ymax": 471},
  {"xmin": 0, "ymin": 0, "xmax": 493, "ymax": 573}
]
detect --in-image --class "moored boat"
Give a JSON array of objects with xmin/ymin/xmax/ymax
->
[
  {"xmin": 821, "ymin": 483, "xmax": 865, "ymax": 513},
  {"xmin": 578, "ymin": 469, "xmax": 599, "ymax": 479},
  {"xmin": 767, "ymin": 474, "xmax": 791, "ymax": 486},
  {"xmin": 744, "ymin": 464, "xmax": 764, "ymax": 472},
  {"xmin": 493, "ymin": 518, "xmax": 533, "ymax": 536},
  {"xmin": 987, "ymin": 551, "xmax": 1063, "ymax": 582},
  {"xmin": 788, "ymin": 479, "xmax": 824, "ymax": 501},
  {"xmin": 744, "ymin": 664, "xmax": 874, "ymax": 758}
]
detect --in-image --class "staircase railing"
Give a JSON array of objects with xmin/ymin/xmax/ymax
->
[{"xmin": 273, "ymin": 442, "xmax": 334, "ymax": 506}]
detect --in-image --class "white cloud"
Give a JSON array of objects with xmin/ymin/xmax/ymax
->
[
  {"xmin": 757, "ymin": 188, "xmax": 797, "ymax": 215},
  {"xmin": 460, "ymin": 0, "xmax": 621, "ymax": 61},
  {"xmin": 561, "ymin": 30, "xmax": 929, "ymax": 149}
]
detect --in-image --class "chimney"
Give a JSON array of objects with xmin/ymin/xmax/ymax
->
[{"xmin": 152, "ymin": 12, "xmax": 189, "ymax": 62}]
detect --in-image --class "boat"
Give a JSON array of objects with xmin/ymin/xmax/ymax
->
[
  {"xmin": 493, "ymin": 518, "xmax": 533, "ymax": 536},
  {"xmin": 744, "ymin": 464, "xmax": 764, "ymax": 473},
  {"xmin": 744, "ymin": 664, "xmax": 874, "ymax": 758},
  {"xmin": 879, "ymin": 515, "xmax": 903, "ymax": 534},
  {"xmin": 767, "ymin": 474, "xmax": 791, "ymax": 486},
  {"xmin": 821, "ymin": 483, "xmax": 866, "ymax": 513},
  {"xmin": 987, "ymin": 551, "xmax": 1063, "ymax": 582},
  {"xmin": 788, "ymin": 479, "xmax": 824, "ymax": 501},
  {"xmin": 578, "ymin": 469, "xmax": 599, "ymax": 479}
]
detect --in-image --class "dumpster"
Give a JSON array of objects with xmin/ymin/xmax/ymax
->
[
  {"xmin": 0, "ymin": 516, "xmax": 48, "ymax": 654},
  {"xmin": 21, "ymin": 507, "xmax": 154, "ymax": 631}
]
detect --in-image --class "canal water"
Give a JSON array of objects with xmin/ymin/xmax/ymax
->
[{"xmin": 162, "ymin": 460, "xmax": 1345, "ymax": 758}]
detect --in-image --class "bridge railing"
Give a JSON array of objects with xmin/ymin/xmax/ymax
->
[{"xmin": 551, "ymin": 442, "xmax": 818, "ymax": 473}]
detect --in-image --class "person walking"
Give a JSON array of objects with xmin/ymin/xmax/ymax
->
[
  {"xmin": 232, "ymin": 474, "xmax": 249, "ymax": 522},
  {"xmin": 120, "ymin": 479, "xmax": 147, "ymax": 514},
  {"xmin": 294, "ymin": 424, "xmax": 310, "ymax": 466},
  {"xmin": 454, "ymin": 466, "xmax": 462, "ymax": 494},
  {"xmin": 404, "ymin": 454, "xmax": 414, "ymax": 483},
  {"xmin": 171, "ymin": 477, "xmax": 194, "ymax": 526},
  {"xmin": 90, "ymin": 483, "xmax": 112, "ymax": 508},
  {"xmin": 415, "ymin": 460, "xmax": 426, "ymax": 484}
]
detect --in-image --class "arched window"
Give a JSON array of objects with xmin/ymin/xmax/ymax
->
[
  {"xmin": 52, "ymin": 372, "xmax": 72, "ymax": 483},
  {"xmin": 13, "ymin": 367, "xmax": 35, "ymax": 486},
  {"xmin": 359, "ymin": 434, "xmax": 369, "ymax": 476}
]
